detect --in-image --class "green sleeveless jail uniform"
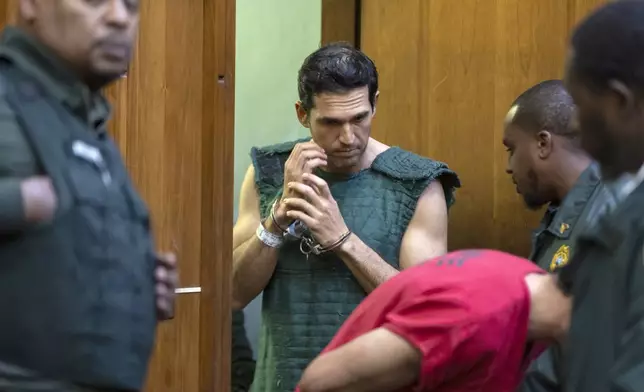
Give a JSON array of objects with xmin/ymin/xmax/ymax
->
[{"xmin": 249, "ymin": 139, "xmax": 460, "ymax": 392}]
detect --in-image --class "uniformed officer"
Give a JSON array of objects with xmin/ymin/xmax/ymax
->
[
  {"xmin": 504, "ymin": 80, "xmax": 610, "ymax": 272},
  {"xmin": 560, "ymin": 1, "xmax": 644, "ymax": 391},
  {"xmin": 503, "ymin": 80, "xmax": 613, "ymax": 392},
  {"xmin": 0, "ymin": 1, "xmax": 178, "ymax": 391}
]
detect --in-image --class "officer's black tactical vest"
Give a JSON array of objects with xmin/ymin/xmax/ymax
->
[
  {"xmin": 0, "ymin": 62, "xmax": 157, "ymax": 390},
  {"xmin": 557, "ymin": 176, "xmax": 644, "ymax": 392}
]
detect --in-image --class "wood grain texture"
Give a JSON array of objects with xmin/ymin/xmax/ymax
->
[
  {"xmin": 322, "ymin": 0, "xmax": 358, "ymax": 46},
  {"xmin": 0, "ymin": 0, "xmax": 16, "ymax": 29},
  {"xmin": 0, "ymin": 4, "xmax": 7, "ymax": 30},
  {"xmin": 105, "ymin": 0, "xmax": 235, "ymax": 391},
  {"xmin": 360, "ymin": 0, "xmax": 606, "ymax": 256}
]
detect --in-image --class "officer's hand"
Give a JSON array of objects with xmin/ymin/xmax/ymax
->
[
  {"xmin": 278, "ymin": 142, "xmax": 327, "ymax": 227},
  {"xmin": 155, "ymin": 252, "xmax": 179, "ymax": 321},
  {"xmin": 20, "ymin": 176, "xmax": 57, "ymax": 223}
]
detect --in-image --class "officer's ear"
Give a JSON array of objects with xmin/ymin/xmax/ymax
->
[{"xmin": 536, "ymin": 130, "xmax": 553, "ymax": 159}]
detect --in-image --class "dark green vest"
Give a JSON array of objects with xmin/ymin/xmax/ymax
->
[
  {"xmin": 250, "ymin": 139, "xmax": 459, "ymax": 392},
  {"xmin": 0, "ymin": 63, "xmax": 156, "ymax": 390},
  {"xmin": 560, "ymin": 179, "xmax": 644, "ymax": 392},
  {"xmin": 529, "ymin": 164, "xmax": 606, "ymax": 272},
  {"xmin": 521, "ymin": 164, "xmax": 611, "ymax": 392}
]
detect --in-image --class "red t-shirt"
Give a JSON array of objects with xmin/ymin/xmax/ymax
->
[{"xmin": 295, "ymin": 249, "xmax": 546, "ymax": 392}]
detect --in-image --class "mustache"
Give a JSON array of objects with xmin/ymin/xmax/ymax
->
[{"xmin": 93, "ymin": 36, "xmax": 133, "ymax": 49}]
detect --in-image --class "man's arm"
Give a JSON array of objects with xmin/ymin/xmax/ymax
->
[
  {"xmin": 297, "ymin": 279, "xmax": 475, "ymax": 392},
  {"xmin": 335, "ymin": 180, "xmax": 449, "ymax": 292},
  {"xmin": 298, "ymin": 328, "xmax": 421, "ymax": 392},
  {"xmin": 0, "ymin": 97, "xmax": 56, "ymax": 233},
  {"xmin": 0, "ymin": 95, "xmax": 27, "ymax": 231},
  {"xmin": 231, "ymin": 164, "xmax": 282, "ymax": 310},
  {"xmin": 233, "ymin": 142, "xmax": 329, "ymax": 309}
]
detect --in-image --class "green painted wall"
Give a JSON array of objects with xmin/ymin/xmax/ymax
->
[
  {"xmin": 234, "ymin": 0, "xmax": 322, "ymax": 221},
  {"xmin": 234, "ymin": 0, "xmax": 321, "ymax": 354}
]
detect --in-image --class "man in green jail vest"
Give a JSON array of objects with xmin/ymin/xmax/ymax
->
[
  {"xmin": 502, "ymin": 80, "xmax": 613, "ymax": 392},
  {"xmin": 231, "ymin": 42, "xmax": 461, "ymax": 392}
]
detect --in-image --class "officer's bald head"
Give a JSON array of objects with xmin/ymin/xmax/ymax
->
[
  {"xmin": 503, "ymin": 80, "xmax": 591, "ymax": 209},
  {"xmin": 17, "ymin": 0, "xmax": 138, "ymax": 88},
  {"xmin": 506, "ymin": 80, "xmax": 580, "ymax": 150}
]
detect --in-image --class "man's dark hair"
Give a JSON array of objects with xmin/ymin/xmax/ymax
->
[
  {"xmin": 510, "ymin": 80, "xmax": 578, "ymax": 142},
  {"xmin": 297, "ymin": 42, "xmax": 378, "ymax": 112},
  {"xmin": 571, "ymin": 0, "xmax": 644, "ymax": 92}
]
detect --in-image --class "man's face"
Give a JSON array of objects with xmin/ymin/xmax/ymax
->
[
  {"xmin": 23, "ymin": 0, "xmax": 139, "ymax": 84},
  {"xmin": 564, "ymin": 50, "xmax": 644, "ymax": 179},
  {"xmin": 297, "ymin": 86, "xmax": 375, "ymax": 172},
  {"xmin": 503, "ymin": 106, "xmax": 549, "ymax": 210}
]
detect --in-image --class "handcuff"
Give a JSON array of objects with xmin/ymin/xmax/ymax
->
[
  {"xmin": 299, "ymin": 230, "xmax": 352, "ymax": 260},
  {"xmin": 271, "ymin": 198, "xmax": 352, "ymax": 260}
]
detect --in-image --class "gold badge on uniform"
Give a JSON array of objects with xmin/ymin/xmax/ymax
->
[
  {"xmin": 559, "ymin": 223, "xmax": 570, "ymax": 234},
  {"xmin": 550, "ymin": 245, "xmax": 570, "ymax": 271}
]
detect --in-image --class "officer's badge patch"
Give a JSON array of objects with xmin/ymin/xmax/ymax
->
[
  {"xmin": 550, "ymin": 245, "xmax": 570, "ymax": 271},
  {"xmin": 559, "ymin": 223, "xmax": 570, "ymax": 234}
]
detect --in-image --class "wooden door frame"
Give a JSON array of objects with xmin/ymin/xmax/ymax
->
[
  {"xmin": 200, "ymin": 0, "xmax": 235, "ymax": 390},
  {"xmin": 321, "ymin": 0, "xmax": 361, "ymax": 47}
]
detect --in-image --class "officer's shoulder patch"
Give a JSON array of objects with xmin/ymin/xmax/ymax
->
[{"xmin": 550, "ymin": 244, "xmax": 571, "ymax": 271}]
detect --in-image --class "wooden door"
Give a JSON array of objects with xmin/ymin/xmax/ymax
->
[
  {"xmin": 321, "ymin": 0, "xmax": 359, "ymax": 46},
  {"xmin": 104, "ymin": 0, "xmax": 235, "ymax": 391},
  {"xmin": 0, "ymin": 0, "xmax": 16, "ymax": 29},
  {"xmin": 359, "ymin": 0, "xmax": 606, "ymax": 256}
]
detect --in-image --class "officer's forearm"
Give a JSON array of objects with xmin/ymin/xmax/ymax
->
[
  {"xmin": 232, "ymin": 221, "xmax": 281, "ymax": 310},
  {"xmin": 0, "ymin": 176, "xmax": 57, "ymax": 233},
  {"xmin": 0, "ymin": 178, "xmax": 26, "ymax": 232},
  {"xmin": 335, "ymin": 234, "xmax": 399, "ymax": 294}
]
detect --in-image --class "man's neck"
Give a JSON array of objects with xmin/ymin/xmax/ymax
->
[
  {"xmin": 552, "ymin": 155, "xmax": 593, "ymax": 203},
  {"xmin": 360, "ymin": 138, "xmax": 389, "ymax": 169}
]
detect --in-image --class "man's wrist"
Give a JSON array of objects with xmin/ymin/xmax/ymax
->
[
  {"xmin": 270, "ymin": 199, "xmax": 292, "ymax": 233},
  {"xmin": 264, "ymin": 215, "xmax": 285, "ymax": 236},
  {"xmin": 256, "ymin": 222, "xmax": 284, "ymax": 248},
  {"xmin": 334, "ymin": 232, "xmax": 356, "ymax": 256},
  {"xmin": 20, "ymin": 177, "xmax": 56, "ymax": 223}
]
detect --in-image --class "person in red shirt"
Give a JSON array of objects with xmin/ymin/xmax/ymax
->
[{"xmin": 295, "ymin": 249, "xmax": 571, "ymax": 392}]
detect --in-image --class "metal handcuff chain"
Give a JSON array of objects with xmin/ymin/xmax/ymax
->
[
  {"xmin": 299, "ymin": 230, "xmax": 352, "ymax": 260},
  {"xmin": 271, "ymin": 198, "xmax": 352, "ymax": 260}
]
